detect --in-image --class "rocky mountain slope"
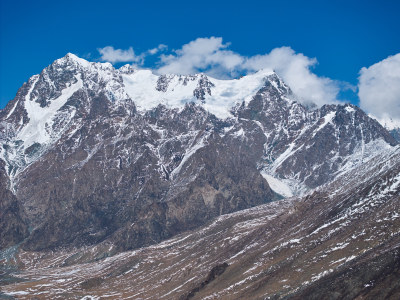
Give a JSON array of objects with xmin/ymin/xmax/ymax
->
[
  {"xmin": 1, "ymin": 144, "xmax": 399, "ymax": 299},
  {"xmin": 0, "ymin": 53, "xmax": 397, "ymax": 254}
]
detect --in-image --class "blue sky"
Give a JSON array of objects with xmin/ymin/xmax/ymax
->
[{"xmin": 1, "ymin": 0, "xmax": 400, "ymax": 112}]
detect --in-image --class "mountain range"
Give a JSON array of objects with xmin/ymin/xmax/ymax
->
[{"xmin": 0, "ymin": 53, "xmax": 399, "ymax": 299}]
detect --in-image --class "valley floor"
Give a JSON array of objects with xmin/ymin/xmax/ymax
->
[{"xmin": 1, "ymin": 190, "xmax": 399, "ymax": 299}]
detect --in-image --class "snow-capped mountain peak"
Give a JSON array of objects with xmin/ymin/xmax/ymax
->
[
  {"xmin": 11, "ymin": 54, "xmax": 283, "ymax": 120},
  {"xmin": 0, "ymin": 55, "xmax": 288, "ymax": 186},
  {"xmin": 121, "ymin": 68, "xmax": 278, "ymax": 118},
  {"xmin": 60, "ymin": 52, "xmax": 92, "ymax": 67}
]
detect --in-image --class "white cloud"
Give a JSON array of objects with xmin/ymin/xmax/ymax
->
[
  {"xmin": 98, "ymin": 44, "xmax": 167, "ymax": 66},
  {"xmin": 243, "ymin": 47, "xmax": 341, "ymax": 106},
  {"xmin": 157, "ymin": 37, "xmax": 244, "ymax": 77},
  {"xmin": 97, "ymin": 37, "xmax": 350, "ymax": 106},
  {"xmin": 155, "ymin": 37, "xmax": 343, "ymax": 106},
  {"xmin": 148, "ymin": 44, "xmax": 167, "ymax": 55},
  {"xmin": 98, "ymin": 46, "xmax": 142, "ymax": 64},
  {"xmin": 358, "ymin": 53, "xmax": 400, "ymax": 124}
]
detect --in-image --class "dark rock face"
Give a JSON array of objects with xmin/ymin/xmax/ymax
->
[
  {"xmin": 156, "ymin": 75, "xmax": 173, "ymax": 92},
  {"xmin": 0, "ymin": 54, "xmax": 397, "ymax": 253},
  {"xmin": 16, "ymin": 101, "xmax": 278, "ymax": 251},
  {"xmin": 193, "ymin": 74, "xmax": 215, "ymax": 101},
  {"xmin": 0, "ymin": 160, "xmax": 29, "ymax": 249},
  {"xmin": 183, "ymin": 263, "xmax": 229, "ymax": 300}
]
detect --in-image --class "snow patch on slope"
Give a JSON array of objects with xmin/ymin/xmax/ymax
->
[
  {"xmin": 345, "ymin": 106, "xmax": 355, "ymax": 113},
  {"xmin": 261, "ymin": 172, "xmax": 293, "ymax": 197},
  {"xmin": 336, "ymin": 138, "xmax": 393, "ymax": 177},
  {"xmin": 18, "ymin": 75, "xmax": 82, "ymax": 148},
  {"xmin": 6, "ymin": 100, "xmax": 19, "ymax": 119},
  {"xmin": 269, "ymin": 143, "xmax": 296, "ymax": 173},
  {"xmin": 170, "ymin": 132, "xmax": 211, "ymax": 179},
  {"xmin": 313, "ymin": 111, "xmax": 336, "ymax": 137}
]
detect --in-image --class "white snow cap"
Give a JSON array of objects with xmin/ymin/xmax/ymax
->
[
  {"xmin": 122, "ymin": 68, "xmax": 277, "ymax": 119},
  {"xmin": 56, "ymin": 54, "xmax": 281, "ymax": 119},
  {"xmin": 43, "ymin": 54, "xmax": 283, "ymax": 120},
  {"xmin": 50, "ymin": 53, "xmax": 290, "ymax": 119},
  {"xmin": 6, "ymin": 53, "xmax": 288, "ymax": 152}
]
